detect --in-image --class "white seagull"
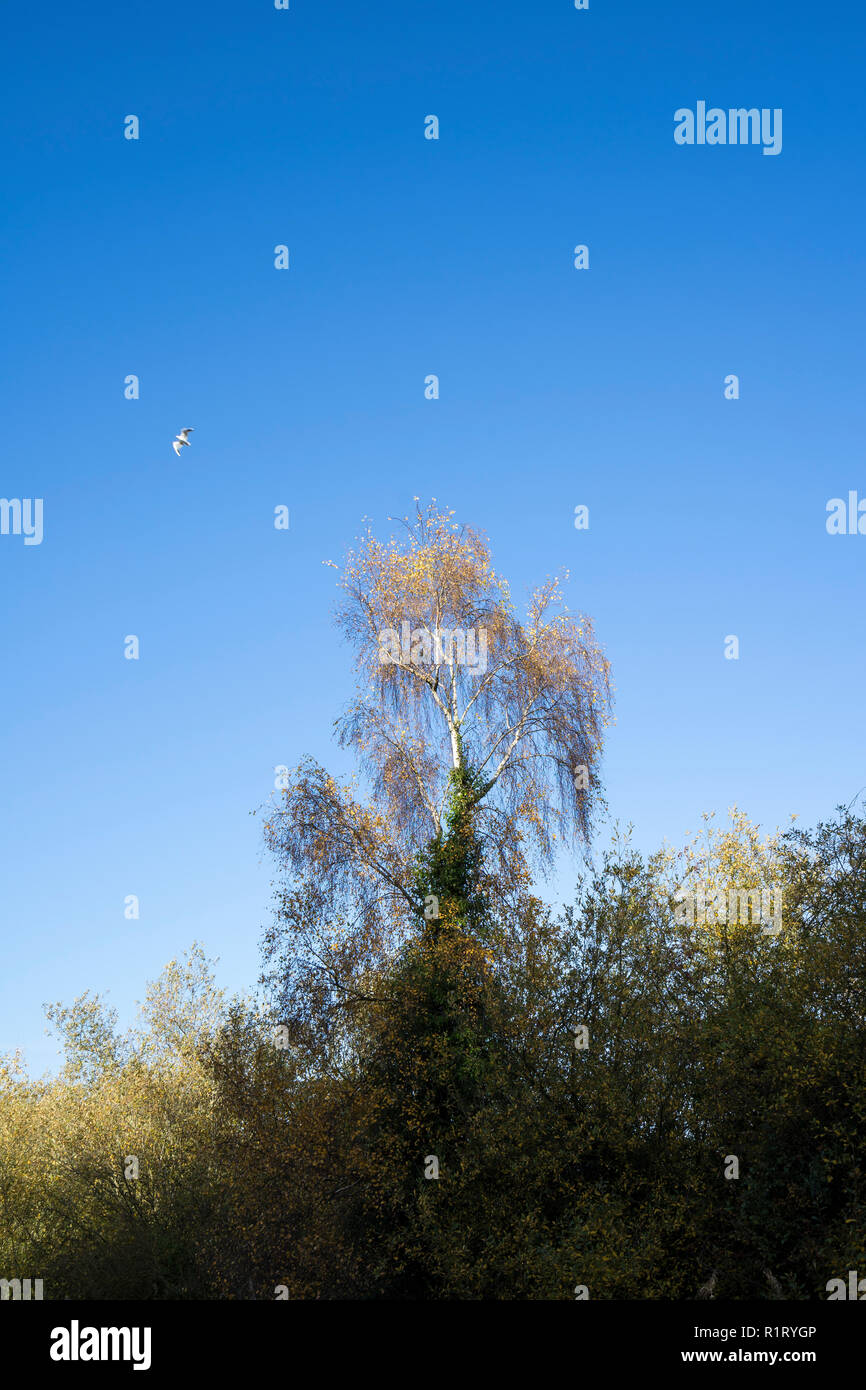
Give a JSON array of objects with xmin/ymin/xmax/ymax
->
[{"xmin": 172, "ymin": 428, "xmax": 194, "ymax": 456}]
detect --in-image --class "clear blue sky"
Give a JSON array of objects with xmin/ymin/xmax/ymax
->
[{"xmin": 2, "ymin": 0, "xmax": 864, "ymax": 1075}]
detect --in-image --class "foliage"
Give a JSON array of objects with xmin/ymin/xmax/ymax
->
[
  {"xmin": 2, "ymin": 811, "xmax": 864, "ymax": 1299},
  {"xmin": 2, "ymin": 508, "xmax": 863, "ymax": 1300}
]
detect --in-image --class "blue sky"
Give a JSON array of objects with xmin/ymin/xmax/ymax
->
[{"xmin": 1, "ymin": 0, "xmax": 864, "ymax": 1075}]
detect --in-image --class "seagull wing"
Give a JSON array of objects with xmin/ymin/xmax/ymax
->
[{"xmin": 172, "ymin": 440, "xmax": 182, "ymax": 455}]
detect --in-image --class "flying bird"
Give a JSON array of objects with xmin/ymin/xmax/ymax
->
[{"xmin": 172, "ymin": 428, "xmax": 194, "ymax": 456}]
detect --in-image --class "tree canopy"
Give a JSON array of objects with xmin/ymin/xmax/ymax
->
[{"xmin": 2, "ymin": 506, "xmax": 863, "ymax": 1301}]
